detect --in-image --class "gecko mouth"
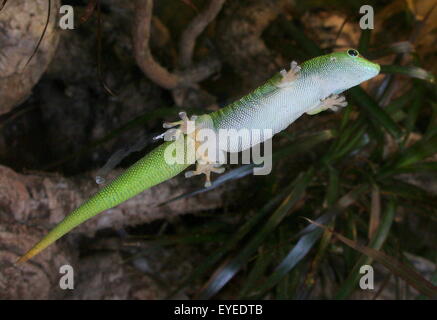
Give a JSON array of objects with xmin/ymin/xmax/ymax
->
[
  {"xmin": 360, "ymin": 62, "xmax": 380, "ymax": 81},
  {"xmin": 366, "ymin": 61, "xmax": 381, "ymax": 77},
  {"xmin": 372, "ymin": 62, "xmax": 381, "ymax": 75}
]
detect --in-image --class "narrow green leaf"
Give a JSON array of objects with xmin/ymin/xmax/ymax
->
[
  {"xmin": 239, "ymin": 245, "xmax": 275, "ymax": 297},
  {"xmin": 381, "ymin": 65, "xmax": 435, "ymax": 83},
  {"xmin": 350, "ymin": 87, "xmax": 402, "ymax": 139},
  {"xmin": 254, "ymin": 225, "xmax": 323, "ymax": 297},
  {"xmin": 278, "ymin": 17, "xmax": 323, "ymax": 57},
  {"xmin": 405, "ymin": 84, "xmax": 424, "ymax": 133},
  {"xmin": 366, "ymin": 41, "xmax": 414, "ymax": 60},
  {"xmin": 380, "ymin": 135, "xmax": 437, "ymax": 176},
  {"xmin": 379, "ymin": 178, "xmax": 437, "ymax": 209},
  {"xmin": 358, "ymin": 29, "xmax": 371, "ymax": 55},
  {"xmin": 425, "ymin": 103, "xmax": 437, "ymax": 138}
]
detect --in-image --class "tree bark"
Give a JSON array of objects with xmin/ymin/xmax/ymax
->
[{"xmin": 0, "ymin": 0, "xmax": 60, "ymax": 115}]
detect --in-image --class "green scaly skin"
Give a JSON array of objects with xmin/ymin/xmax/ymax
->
[
  {"xmin": 17, "ymin": 141, "xmax": 190, "ymax": 263},
  {"xmin": 18, "ymin": 49, "xmax": 380, "ymax": 263}
]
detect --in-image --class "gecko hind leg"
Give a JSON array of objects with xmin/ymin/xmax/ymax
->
[
  {"xmin": 306, "ymin": 94, "xmax": 348, "ymax": 115},
  {"xmin": 159, "ymin": 111, "xmax": 198, "ymax": 141},
  {"xmin": 185, "ymin": 163, "xmax": 225, "ymax": 188}
]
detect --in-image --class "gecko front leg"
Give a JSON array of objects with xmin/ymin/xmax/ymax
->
[
  {"xmin": 277, "ymin": 61, "xmax": 301, "ymax": 88},
  {"xmin": 306, "ymin": 94, "xmax": 348, "ymax": 115}
]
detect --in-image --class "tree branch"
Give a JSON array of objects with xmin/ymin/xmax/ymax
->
[
  {"xmin": 134, "ymin": 0, "xmax": 222, "ymax": 92},
  {"xmin": 133, "ymin": 0, "xmax": 180, "ymax": 90},
  {"xmin": 179, "ymin": 0, "xmax": 226, "ymax": 68}
]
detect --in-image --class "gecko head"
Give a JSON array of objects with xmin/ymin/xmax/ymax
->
[{"xmin": 321, "ymin": 49, "xmax": 380, "ymax": 93}]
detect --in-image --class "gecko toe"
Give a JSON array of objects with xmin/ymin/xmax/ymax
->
[{"xmin": 185, "ymin": 171, "xmax": 195, "ymax": 178}]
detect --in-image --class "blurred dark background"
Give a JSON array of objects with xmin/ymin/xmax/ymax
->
[{"xmin": 0, "ymin": 0, "xmax": 436, "ymax": 299}]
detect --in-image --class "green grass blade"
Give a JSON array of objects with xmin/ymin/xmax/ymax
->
[{"xmin": 350, "ymin": 87, "xmax": 402, "ymax": 139}]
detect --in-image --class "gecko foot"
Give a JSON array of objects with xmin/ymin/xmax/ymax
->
[
  {"xmin": 160, "ymin": 111, "xmax": 198, "ymax": 141},
  {"xmin": 307, "ymin": 94, "xmax": 348, "ymax": 115},
  {"xmin": 322, "ymin": 94, "xmax": 347, "ymax": 112},
  {"xmin": 278, "ymin": 61, "xmax": 301, "ymax": 88},
  {"xmin": 185, "ymin": 163, "xmax": 225, "ymax": 188}
]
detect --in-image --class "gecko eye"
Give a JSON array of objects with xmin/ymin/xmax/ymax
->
[{"xmin": 347, "ymin": 49, "xmax": 359, "ymax": 57}]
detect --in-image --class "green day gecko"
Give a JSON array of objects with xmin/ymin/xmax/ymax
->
[{"xmin": 17, "ymin": 49, "xmax": 380, "ymax": 263}]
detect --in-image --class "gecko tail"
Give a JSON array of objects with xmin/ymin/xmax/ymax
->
[
  {"xmin": 17, "ymin": 140, "xmax": 191, "ymax": 263},
  {"xmin": 16, "ymin": 247, "xmax": 42, "ymax": 264}
]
